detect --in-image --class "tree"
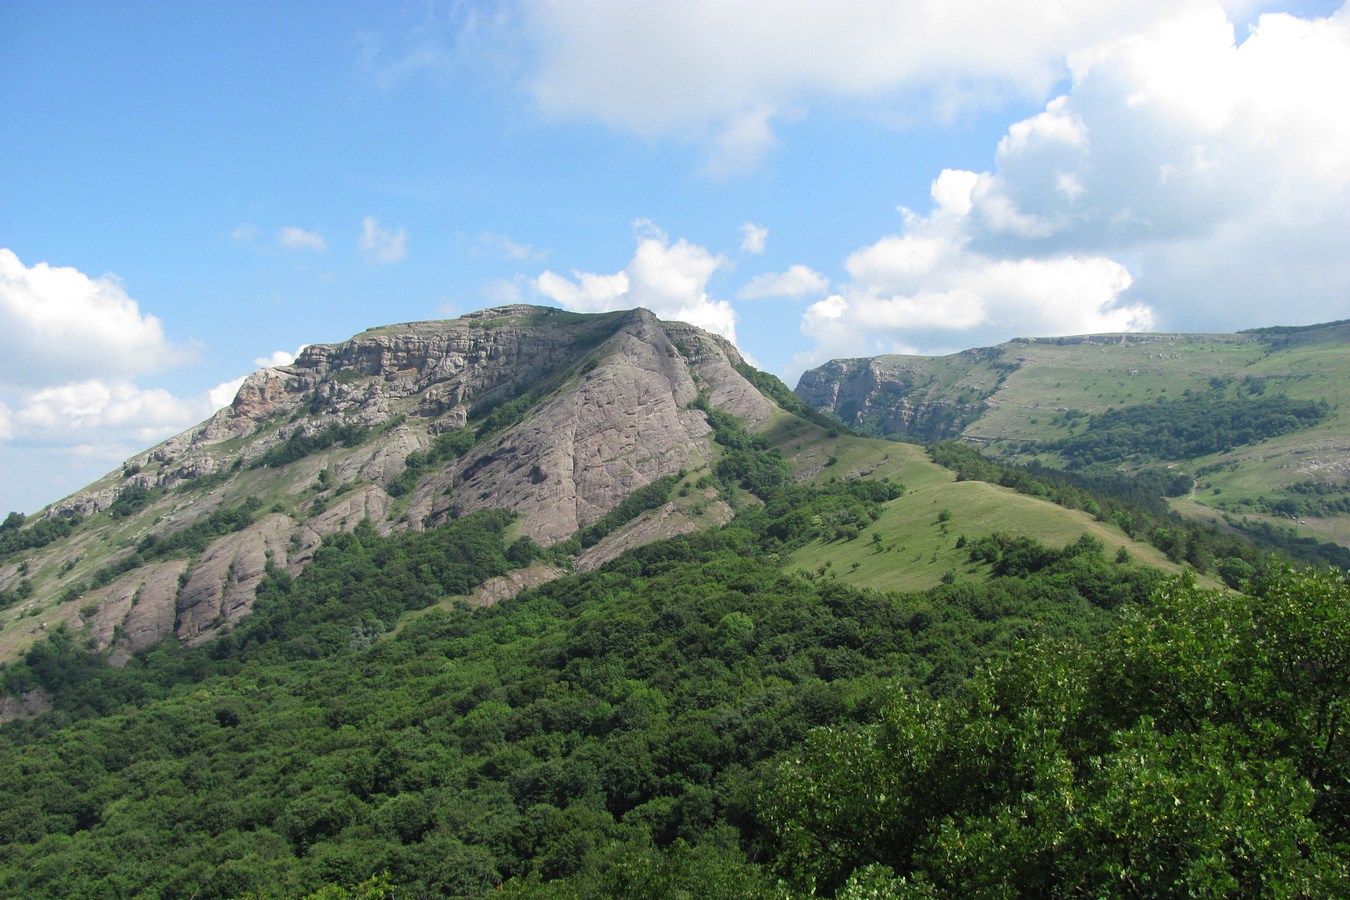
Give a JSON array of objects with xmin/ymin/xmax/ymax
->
[{"xmin": 763, "ymin": 568, "xmax": 1350, "ymax": 895}]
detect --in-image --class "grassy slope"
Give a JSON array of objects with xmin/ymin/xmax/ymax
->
[{"xmin": 780, "ymin": 432, "xmax": 1186, "ymax": 593}]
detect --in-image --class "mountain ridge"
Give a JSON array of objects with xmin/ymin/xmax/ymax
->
[{"xmin": 0, "ymin": 305, "xmax": 773, "ymax": 664}]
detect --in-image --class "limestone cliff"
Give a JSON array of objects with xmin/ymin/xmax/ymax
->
[{"xmin": 796, "ymin": 349, "xmax": 1006, "ymax": 442}]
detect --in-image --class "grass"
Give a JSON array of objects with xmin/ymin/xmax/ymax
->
[
  {"xmin": 790, "ymin": 464, "xmax": 1184, "ymax": 593},
  {"xmin": 780, "ymin": 431, "xmax": 1186, "ymax": 593}
]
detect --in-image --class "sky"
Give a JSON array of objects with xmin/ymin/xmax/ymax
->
[{"xmin": 2, "ymin": 0, "xmax": 1348, "ymax": 515}]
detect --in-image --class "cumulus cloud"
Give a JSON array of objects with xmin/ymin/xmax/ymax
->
[
  {"xmin": 739, "ymin": 222, "xmax": 768, "ymax": 254},
  {"xmin": 0, "ymin": 251, "xmax": 295, "ymax": 512},
  {"xmin": 738, "ymin": 265, "xmax": 830, "ymax": 299},
  {"xmin": 277, "ymin": 226, "xmax": 327, "ymax": 252},
  {"xmin": 358, "ymin": 216, "xmax": 408, "ymax": 263},
  {"xmin": 522, "ymin": 0, "xmax": 1179, "ymax": 169},
  {"xmin": 0, "ymin": 249, "xmax": 194, "ymax": 387},
  {"xmin": 790, "ymin": 2, "xmax": 1350, "ymax": 365},
  {"xmin": 531, "ymin": 221, "xmax": 738, "ymax": 342},
  {"xmin": 794, "ymin": 171, "xmax": 1154, "ymax": 367},
  {"xmin": 254, "ymin": 348, "xmax": 300, "ymax": 368},
  {"xmin": 951, "ymin": 2, "xmax": 1350, "ymax": 329},
  {"xmin": 209, "ymin": 377, "xmax": 248, "ymax": 411},
  {"xmin": 14, "ymin": 379, "xmax": 216, "ymax": 444}
]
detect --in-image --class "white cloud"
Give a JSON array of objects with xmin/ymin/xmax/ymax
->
[
  {"xmin": 0, "ymin": 252, "xmax": 294, "ymax": 512},
  {"xmin": 254, "ymin": 348, "xmax": 300, "ymax": 368},
  {"xmin": 790, "ymin": 2, "xmax": 1350, "ymax": 366},
  {"xmin": 209, "ymin": 377, "xmax": 248, "ymax": 410},
  {"xmin": 531, "ymin": 221, "xmax": 738, "ymax": 342},
  {"xmin": 278, "ymin": 226, "xmax": 327, "ymax": 252},
  {"xmin": 739, "ymin": 222, "xmax": 769, "ymax": 254},
  {"xmin": 230, "ymin": 223, "xmax": 260, "ymax": 244},
  {"xmin": 795, "ymin": 167, "xmax": 1154, "ymax": 367},
  {"xmin": 522, "ymin": 0, "xmax": 1180, "ymax": 169},
  {"xmin": 13, "ymin": 379, "xmax": 214, "ymax": 442},
  {"xmin": 358, "ymin": 216, "xmax": 408, "ymax": 263},
  {"xmin": 954, "ymin": 2, "xmax": 1350, "ymax": 328},
  {"xmin": 738, "ymin": 264, "xmax": 830, "ymax": 299},
  {"xmin": 0, "ymin": 248, "xmax": 194, "ymax": 387}
]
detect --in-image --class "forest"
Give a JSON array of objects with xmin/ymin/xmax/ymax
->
[
  {"xmin": 1, "ymin": 435, "xmax": 1347, "ymax": 897},
  {"xmin": 1046, "ymin": 394, "xmax": 1329, "ymax": 467}
]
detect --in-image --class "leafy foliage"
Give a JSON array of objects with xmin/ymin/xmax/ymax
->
[
  {"xmin": 106, "ymin": 483, "xmax": 158, "ymax": 518},
  {"xmin": 1048, "ymin": 395, "xmax": 1329, "ymax": 465},
  {"xmin": 695, "ymin": 398, "xmax": 793, "ymax": 502},
  {"xmin": 387, "ymin": 428, "xmax": 476, "ymax": 497},
  {"xmin": 578, "ymin": 473, "xmax": 683, "ymax": 547},
  {"xmin": 251, "ymin": 423, "xmax": 371, "ymax": 469},
  {"xmin": 763, "ymin": 566, "xmax": 1350, "ymax": 895},
  {"xmin": 734, "ymin": 362, "xmax": 846, "ymax": 434},
  {"xmin": 928, "ymin": 440, "xmax": 1350, "ymax": 577},
  {"xmin": 0, "ymin": 512, "xmax": 83, "ymax": 561},
  {"xmin": 0, "ymin": 470, "xmax": 1152, "ymax": 897},
  {"xmin": 83, "ymin": 498, "xmax": 266, "ymax": 590},
  {"xmin": 472, "ymin": 392, "xmax": 537, "ymax": 438}
]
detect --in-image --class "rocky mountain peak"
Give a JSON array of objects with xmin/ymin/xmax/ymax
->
[{"xmin": 2, "ymin": 306, "xmax": 780, "ymax": 666}]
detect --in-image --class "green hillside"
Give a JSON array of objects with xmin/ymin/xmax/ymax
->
[
  {"xmin": 799, "ymin": 321, "xmax": 1350, "ymax": 551},
  {"xmin": 1, "ymin": 412, "xmax": 1344, "ymax": 896},
  {"xmin": 2, "ymin": 315, "xmax": 1348, "ymax": 897}
]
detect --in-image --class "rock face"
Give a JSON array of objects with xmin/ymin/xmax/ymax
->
[
  {"xmin": 2, "ymin": 306, "xmax": 780, "ymax": 665},
  {"xmin": 796, "ymin": 351, "xmax": 1003, "ymax": 442}
]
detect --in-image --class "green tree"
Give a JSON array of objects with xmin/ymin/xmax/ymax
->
[{"xmin": 763, "ymin": 567, "xmax": 1350, "ymax": 895}]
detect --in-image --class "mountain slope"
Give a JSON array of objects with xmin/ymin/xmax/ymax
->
[
  {"xmin": 797, "ymin": 321, "xmax": 1350, "ymax": 549},
  {"xmin": 0, "ymin": 304, "xmax": 1205, "ymax": 676},
  {"xmin": 0, "ymin": 306, "xmax": 772, "ymax": 663}
]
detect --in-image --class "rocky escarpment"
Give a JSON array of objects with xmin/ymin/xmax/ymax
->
[
  {"xmin": 796, "ymin": 350, "xmax": 1005, "ymax": 442},
  {"xmin": 2, "ymin": 306, "xmax": 780, "ymax": 667}
]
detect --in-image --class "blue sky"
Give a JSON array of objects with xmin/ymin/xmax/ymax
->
[{"xmin": 2, "ymin": 0, "xmax": 1347, "ymax": 515}]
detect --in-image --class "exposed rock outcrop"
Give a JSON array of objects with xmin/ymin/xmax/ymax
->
[{"xmin": 796, "ymin": 352, "xmax": 1000, "ymax": 442}]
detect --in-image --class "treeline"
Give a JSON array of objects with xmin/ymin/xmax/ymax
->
[
  {"xmin": 387, "ymin": 428, "xmax": 476, "ymax": 497},
  {"xmin": 1261, "ymin": 479, "xmax": 1350, "ymax": 519},
  {"xmin": 0, "ymin": 509, "xmax": 520, "ymax": 722},
  {"xmin": 1048, "ymin": 394, "xmax": 1329, "ymax": 466},
  {"xmin": 696, "ymin": 396, "xmax": 793, "ymax": 502},
  {"xmin": 733, "ymin": 362, "xmax": 845, "ymax": 434},
  {"xmin": 82, "ymin": 499, "xmax": 267, "ymax": 594},
  {"xmin": 3, "ymin": 405, "xmax": 1347, "ymax": 896},
  {"xmin": 577, "ymin": 473, "xmax": 684, "ymax": 548},
  {"xmin": 761, "ymin": 565, "xmax": 1350, "ymax": 896},
  {"xmin": 2, "ymin": 482, "xmax": 1342, "ymax": 896}
]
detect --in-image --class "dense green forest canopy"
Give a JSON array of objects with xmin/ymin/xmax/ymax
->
[
  {"xmin": 2, "ymin": 466, "xmax": 1346, "ymax": 897},
  {"xmin": 1, "ymin": 402, "xmax": 1348, "ymax": 897},
  {"xmin": 1047, "ymin": 394, "xmax": 1329, "ymax": 467}
]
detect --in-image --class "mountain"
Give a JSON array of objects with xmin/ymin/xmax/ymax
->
[
  {"xmin": 2, "ymin": 306, "xmax": 1347, "ymax": 897},
  {"xmin": 0, "ymin": 306, "xmax": 776, "ymax": 665},
  {"xmin": 797, "ymin": 320, "xmax": 1350, "ymax": 549},
  {"xmin": 1, "ymin": 304, "xmax": 1204, "ymax": 675}
]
